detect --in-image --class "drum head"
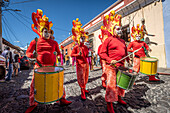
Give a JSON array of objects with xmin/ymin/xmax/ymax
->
[
  {"xmin": 118, "ymin": 67, "xmax": 138, "ymax": 77},
  {"xmin": 35, "ymin": 66, "xmax": 64, "ymax": 73},
  {"xmin": 140, "ymin": 57, "xmax": 158, "ymax": 62}
]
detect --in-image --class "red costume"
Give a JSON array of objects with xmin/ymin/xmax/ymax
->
[
  {"xmin": 98, "ymin": 25, "xmax": 111, "ymax": 88},
  {"xmin": 98, "ymin": 44, "xmax": 107, "ymax": 88},
  {"xmin": 127, "ymin": 40, "xmax": 149, "ymax": 72},
  {"xmin": 71, "ymin": 43, "xmax": 89, "ymax": 90},
  {"xmin": 25, "ymin": 9, "xmax": 71, "ymax": 113},
  {"xmin": 127, "ymin": 24, "xmax": 160, "ymax": 81},
  {"xmin": 100, "ymin": 35, "xmax": 129, "ymax": 101},
  {"xmin": 71, "ymin": 18, "xmax": 89, "ymax": 100},
  {"xmin": 99, "ymin": 10, "xmax": 129, "ymax": 113}
]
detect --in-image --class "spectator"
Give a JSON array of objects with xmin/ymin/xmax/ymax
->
[
  {"xmin": 2, "ymin": 47, "xmax": 9, "ymax": 68},
  {"xmin": 91, "ymin": 50, "xmax": 94, "ymax": 71},
  {"xmin": 5, "ymin": 47, "xmax": 13, "ymax": 81},
  {"xmin": 13, "ymin": 50, "xmax": 19, "ymax": 76},
  {"xmin": 96, "ymin": 54, "xmax": 100, "ymax": 66},
  {"xmin": 93, "ymin": 51, "xmax": 97, "ymax": 66},
  {"xmin": 18, "ymin": 52, "xmax": 22, "ymax": 73},
  {"xmin": 65, "ymin": 53, "xmax": 70, "ymax": 66}
]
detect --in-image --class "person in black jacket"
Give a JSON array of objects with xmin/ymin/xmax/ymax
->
[{"xmin": 5, "ymin": 47, "xmax": 13, "ymax": 81}]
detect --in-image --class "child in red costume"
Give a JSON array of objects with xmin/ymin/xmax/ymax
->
[
  {"xmin": 99, "ymin": 11, "xmax": 130, "ymax": 113},
  {"xmin": 25, "ymin": 9, "xmax": 71, "ymax": 113},
  {"xmin": 127, "ymin": 24, "xmax": 160, "ymax": 81},
  {"xmin": 71, "ymin": 36, "xmax": 89, "ymax": 100},
  {"xmin": 71, "ymin": 18, "xmax": 89, "ymax": 100}
]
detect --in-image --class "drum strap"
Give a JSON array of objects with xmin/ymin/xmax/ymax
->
[
  {"xmin": 36, "ymin": 61, "xmax": 56, "ymax": 67},
  {"xmin": 36, "ymin": 61, "xmax": 42, "ymax": 67}
]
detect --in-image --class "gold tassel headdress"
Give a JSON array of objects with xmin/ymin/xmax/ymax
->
[
  {"xmin": 31, "ymin": 9, "xmax": 53, "ymax": 37},
  {"xmin": 131, "ymin": 24, "xmax": 145, "ymax": 40},
  {"xmin": 103, "ymin": 10, "xmax": 122, "ymax": 36},
  {"xmin": 72, "ymin": 18, "xmax": 88, "ymax": 45}
]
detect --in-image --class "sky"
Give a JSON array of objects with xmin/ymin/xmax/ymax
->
[{"xmin": 1, "ymin": 0, "xmax": 117, "ymax": 50}]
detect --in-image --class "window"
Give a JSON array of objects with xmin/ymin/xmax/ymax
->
[{"xmin": 121, "ymin": 24, "xmax": 130, "ymax": 42}]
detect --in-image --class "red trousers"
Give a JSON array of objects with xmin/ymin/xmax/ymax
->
[
  {"xmin": 133, "ymin": 57, "xmax": 140, "ymax": 73},
  {"xmin": 29, "ymin": 65, "xmax": 66, "ymax": 106},
  {"xmin": 76, "ymin": 63, "xmax": 89, "ymax": 89},
  {"xmin": 105, "ymin": 65, "xmax": 125, "ymax": 102}
]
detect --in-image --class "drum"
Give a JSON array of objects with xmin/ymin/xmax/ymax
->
[
  {"xmin": 140, "ymin": 57, "xmax": 158, "ymax": 75},
  {"xmin": 116, "ymin": 67, "xmax": 138, "ymax": 90},
  {"xmin": 34, "ymin": 66, "xmax": 64, "ymax": 104}
]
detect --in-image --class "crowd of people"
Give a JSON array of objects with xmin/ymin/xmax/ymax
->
[{"xmin": 0, "ymin": 47, "xmax": 23, "ymax": 82}]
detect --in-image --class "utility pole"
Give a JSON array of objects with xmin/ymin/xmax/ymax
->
[{"xmin": 0, "ymin": 0, "xmax": 2, "ymax": 51}]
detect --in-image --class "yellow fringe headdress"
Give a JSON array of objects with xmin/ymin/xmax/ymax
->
[
  {"xmin": 31, "ymin": 9, "xmax": 53, "ymax": 37},
  {"xmin": 72, "ymin": 18, "xmax": 88, "ymax": 45},
  {"xmin": 98, "ymin": 25, "xmax": 112, "ymax": 42},
  {"xmin": 103, "ymin": 10, "xmax": 122, "ymax": 36},
  {"xmin": 131, "ymin": 24, "xmax": 145, "ymax": 40}
]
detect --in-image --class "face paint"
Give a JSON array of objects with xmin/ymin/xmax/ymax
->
[
  {"xmin": 84, "ymin": 42, "xmax": 90, "ymax": 48},
  {"xmin": 42, "ymin": 28, "xmax": 50, "ymax": 39},
  {"xmin": 114, "ymin": 26, "xmax": 122, "ymax": 37},
  {"xmin": 136, "ymin": 35, "xmax": 141, "ymax": 41},
  {"xmin": 80, "ymin": 37, "xmax": 85, "ymax": 43}
]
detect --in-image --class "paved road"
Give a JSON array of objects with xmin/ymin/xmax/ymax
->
[{"xmin": 0, "ymin": 66, "xmax": 169, "ymax": 113}]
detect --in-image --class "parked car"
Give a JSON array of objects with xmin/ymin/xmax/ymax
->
[{"xmin": 20, "ymin": 56, "xmax": 31, "ymax": 69}]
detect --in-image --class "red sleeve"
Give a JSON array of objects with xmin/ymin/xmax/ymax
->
[
  {"xmin": 99, "ymin": 38, "xmax": 112, "ymax": 63},
  {"xmin": 71, "ymin": 46, "xmax": 79, "ymax": 57},
  {"xmin": 144, "ymin": 42, "xmax": 149, "ymax": 50},
  {"xmin": 98, "ymin": 44, "xmax": 102, "ymax": 56},
  {"xmin": 55, "ymin": 41, "xmax": 61, "ymax": 56},
  {"xmin": 127, "ymin": 42, "xmax": 134, "ymax": 52},
  {"xmin": 85, "ymin": 46, "xmax": 89, "ymax": 58},
  {"xmin": 26, "ymin": 39, "xmax": 36, "ymax": 58}
]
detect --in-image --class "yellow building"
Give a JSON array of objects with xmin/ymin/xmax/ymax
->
[{"xmin": 60, "ymin": 0, "xmax": 169, "ymax": 68}]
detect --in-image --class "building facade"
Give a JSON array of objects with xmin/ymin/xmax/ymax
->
[
  {"xmin": 1, "ymin": 38, "xmax": 23, "ymax": 53},
  {"xmin": 59, "ymin": 0, "xmax": 169, "ymax": 68}
]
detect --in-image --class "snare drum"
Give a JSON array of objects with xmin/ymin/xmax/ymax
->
[
  {"xmin": 34, "ymin": 66, "xmax": 64, "ymax": 104},
  {"xmin": 140, "ymin": 57, "xmax": 158, "ymax": 75},
  {"xmin": 116, "ymin": 67, "xmax": 138, "ymax": 90}
]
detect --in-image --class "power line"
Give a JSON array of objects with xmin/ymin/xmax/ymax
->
[
  {"xmin": 7, "ymin": 10, "xmax": 32, "ymax": 31},
  {"xmin": 10, "ymin": 0, "xmax": 40, "ymax": 5},
  {"xmin": 12, "ymin": 11, "xmax": 32, "ymax": 24},
  {"xmin": 53, "ymin": 26, "xmax": 71, "ymax": 33},
  {"xmin": 8, "ymin": 6, "xmax": 31, "ymax": 20},
  {"xmin": 2, "ymin": 17, "xmax": 14, "ymax": 43},
  {"xmin": 2, "ymin": 15, "xmax": 25, "ymax": 47},
  {"xmin": 7, "ymin": 6, "xmax": 71, "ymax": 33}
]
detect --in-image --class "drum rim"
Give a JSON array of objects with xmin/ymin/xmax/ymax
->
[
  {"xmin": 118, "ymin": 67, "xmax": 138, "ymax": 77},
  {"xmin": 119, "ymin": 70, "xmax": 138, "ymax": 77},
  {"xmin": 34, "ymin": 66, "xmax": 64, "ymax": 74},
  {"xmin": 139, "ymin": 72, "xmax": 157, "ymax": 75},
  {"xmin": 140, "ymin": 57, "xmax": 158, "ymax": 62},
  {"xmin": 34, "ymin": 94, "xmax": 63, "ymax": 104}
]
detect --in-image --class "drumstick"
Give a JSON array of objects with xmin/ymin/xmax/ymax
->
[
  {"xmin": 111, "ymin": 46, "xmax": 144, "ymax": 65},
  {"xmin": 35, "ymin": 37, "xmax": 38, "ymax": 59},
  {"xmin": 34, "ymin": 37, "xmax": 42, "ymax": 67}
]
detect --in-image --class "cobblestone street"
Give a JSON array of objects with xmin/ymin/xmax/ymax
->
[{"xmin": 0, "ymin": 66, "xmax": 170, "ymax": 113}]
